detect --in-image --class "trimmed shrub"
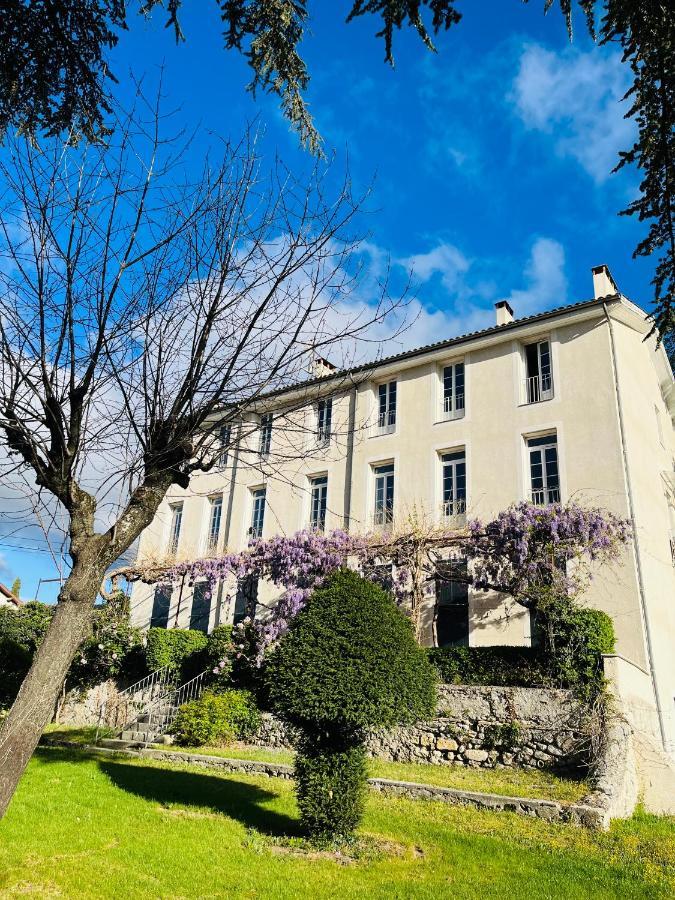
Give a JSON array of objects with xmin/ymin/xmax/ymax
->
[
  {"xmin": 295, "ymin": 741, "xmax": 367, "ymax": 839},
  {"xmin": 267, "ymin": 569, "xmax": 436, "ymax": 841},
  {"xmin": 145, "ymin": 628, "xmax": 208, "ymax": 678},
  {"xmin": 0, "ymin": 602, "xmax": 53, "ymax": 708},
  {"xmin": 426, "ymin": 646, "xmax": 551, "ymax": 688},
  {"xmin": 427, "ymin": 605, "xmax": 616, "ymax": 700},
  {"xmin": 170, "ymin": 689, "xmax": 261, "ymax": 747}
]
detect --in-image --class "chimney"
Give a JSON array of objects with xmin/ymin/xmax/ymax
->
[
  {"xmin": 312, "ymin": 356, "xmax": 336, "ymax": 379},
  {"xmin": 495, "ymin": 300, "xmax": 514, "ymax": 326},
  {"xmin": 592, "ymin": 264, "xmax": 620, "ymax": 300}
]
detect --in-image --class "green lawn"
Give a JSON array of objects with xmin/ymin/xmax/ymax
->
[
  {"xmin": 1, "ymin": 748, "xmax": 673, "ymax": 899},
  {"xmin": 154, "ymin": 742, "xmax": 589, "ymax": 803}
]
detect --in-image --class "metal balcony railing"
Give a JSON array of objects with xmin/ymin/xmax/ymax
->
[
  {"xmin": 442, "ymin": 393, "xmax": 465, "ymax": 420},
  {"xmin": 441, "ymin": 498, "xmax": 467, "ymax": 520},
  {"xmin": 531, "ymin": 487, "xmax": 561, "ymax": 506},
  {"xmin": 376, "ymin": 409, "xmax": 396, "ymax": 434},
  {"xmin": 523, "ymin": 374, "xmax": 554, "ymax": 404},
  {"xmin": 372, "ymin": 507, "xmax": 394, "ymax": 529}
]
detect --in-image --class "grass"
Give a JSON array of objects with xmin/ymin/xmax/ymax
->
[
  {"xmin": 42, "ymin": 724, "xmax": 113, "ymax": 745},
  {"xmin": 154, "ymin": 741, "xmax": 589, "ymax": 803},
  {"xmin": 1, "ymin": 748, "xmax": 672, "ymax": 899}
]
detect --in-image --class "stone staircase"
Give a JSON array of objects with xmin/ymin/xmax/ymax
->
[{"xmin": 98, "ymin": 669, "xmax": 207, "ymax": 750}]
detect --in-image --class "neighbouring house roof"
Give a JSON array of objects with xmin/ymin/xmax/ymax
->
[{"xmin": 0, "ymin": 583, "xmax": 21, "ymax": 607}]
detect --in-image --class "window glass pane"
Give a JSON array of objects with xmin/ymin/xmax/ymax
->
[
  {"xmin": 189, "ymin": 582, "xmax": 211, "ymax": 632},
  {"xmin": 234, "ymin": 576, "xmax": 258, "ymax": 624},
  {"xmin": 435, "ymin": 566, "xmax": 469, "ymax": 647},
  {"xmin": 250, "ymin": 489, "xmax": 266, "ymax": 538},
  {"xmin": 259, "ymin": 415, "xmax": 272, "ymax": 456},
  {"xmin": 219, "ymin": 425, "xmax": 231, "ymax": 466},
  {"xmin": 169, "ymin": 504, "xmax": 183, "ymax": 553},
  {"xmin": 207, "ymin": 497, "xmax": 222, "ymax": 551},
  {"xmin": 150, "ymin": 585, "xmax": 171, "ymax": 629}
]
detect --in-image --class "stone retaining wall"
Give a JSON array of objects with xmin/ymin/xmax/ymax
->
[{"xmin": 252, "ymin": 685, "xmax": 590, "ymax": 773}]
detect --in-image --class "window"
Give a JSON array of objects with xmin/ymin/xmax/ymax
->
[
  {"xmin": 309, "ymin": 475, "xmax": 328, "ymax": 531},
  {"xmin": 373, "ymin": 463, "xmax": 395, "ymax": 527},
  {"xmin": 524, "ymin": 339, "xmax": 553, "ymax": 403},
  {"xmin": 317, "ymin": 398, "xmax": 332, "ymax": 445},
  {"xmin": 528, "ymin": 434, "xmax": 560, "ymax": 505},
  {"xmin": 168, "ymin": 503, "xmax": 183, "ymax": 554},
  {"xmin": 259, "ymin": 414, "xmax": 273, "ymax": 457},
  {"xmin": 377, "ymin": 381, "xmax": 397, "ymax": 433},
  {"xmin": 434, "ymin": 563, "xmax": 469, "ymax": 647},
  {"xmin": 206, "ymin": 495, "xmax": 223, "ymax": 553},
  {"xmin": 218, "ymin": 424, "xmax": 231, "ymax": 467},
  {"xmin": 234, "ymin": 576, "xmax": 258, "ymax": 624},
  {"xmin": 442, "ymin": 362, "xmax": 465, "ymax": 419},
  {"xmin": 189, "ymin": 582, "xmax": 212, "ymax": 632},
  {"xmin": 441, "ymin": 449, "xmax": 466, "ymax": 518},
  {"xmin": 250, "ymin": 487, "xmax": 266, "ymax": 539},
  {"xmin": 150, "ymin": 585, "xmax": 171, "ymax": 629}
]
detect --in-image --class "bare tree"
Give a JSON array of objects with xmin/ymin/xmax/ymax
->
[{"xmin": 0, "ymin": 101, "xmax": 402, "ymax": 816}]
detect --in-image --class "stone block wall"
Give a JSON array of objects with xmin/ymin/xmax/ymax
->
[{"xmin": 252, "ymin": 685, "xmax": 591, "ymax": 772}]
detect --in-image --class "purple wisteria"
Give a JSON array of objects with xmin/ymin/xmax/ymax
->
[
  {"xmin": 466, "ymin": 501, "xmax": 631, "ymax": 608},
  {"xmin": 148, "ymin": 501, "xmax": 630, "ymax": 664}
]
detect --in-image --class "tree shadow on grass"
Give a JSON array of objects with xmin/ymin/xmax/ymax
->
[{"xmin": 98, "ymin": 759, "xmax": 302, "ymax": 838}]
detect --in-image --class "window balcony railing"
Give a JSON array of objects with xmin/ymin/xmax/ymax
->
[
  {"xmin": 531, "ymin": 487, "xmax": 560, "ymax": 506},
  {"xmin": 442, "ymin": 393, "xmax": 465, "ymax": 420},
  {"xmin": 441, "ymin": 499, "xmax": 467, "ymax": 522},
  {"xmin": 372, "ymin": 508, "xmax": 394, "ymax": 530},
  {"xmin": 523, "ymin": 374, "xmax": 554, "ymax": 404},
  {"xmin": 376, "ymin": 409, "xmax": 396, "ymax": 434},
  {"xmin": 316, "ymin": 428, "xmax": 331, "ymax": 447}
]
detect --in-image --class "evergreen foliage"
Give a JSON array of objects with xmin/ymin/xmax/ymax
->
[
  {"xmin": 170, "ymin": 689, "xmax": 261, "ymax": 747},
  {"xmin": 145, "ymin": 628, "xmax": 208, "ymax": 678},
  {"xmin": 267, "ymin": 569, "xmax": 436, "ymax": 840}
]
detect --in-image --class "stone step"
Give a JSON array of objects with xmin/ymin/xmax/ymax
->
[
  {"xmin": 121, "ymin": 730, "xmax": 160, "ymax": 744},
  {"xmin": 97, "ymin": 738, "xmax": 139, "ymax": 750}
]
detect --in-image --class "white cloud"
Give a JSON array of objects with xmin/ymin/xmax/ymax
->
[
  {"xmin": 397, "ymin": 243, "xmax": 471, "ymax": 293},
  {"xmin": 511, "ymin": 44, "xmax": 634, "ymax": 183},
  {"xmin": 497, "ymin": 237, "xmax": 567, "ymax": 316}
]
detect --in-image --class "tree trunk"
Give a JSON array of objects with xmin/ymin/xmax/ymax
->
[{"xmin": 0, "ymin": 576, "xmax": 98, "ymax": 818}]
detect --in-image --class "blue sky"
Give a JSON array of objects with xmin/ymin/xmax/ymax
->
[{"xmin": 0, "ymin": 1, "xmax": 651, "ymax": 602}]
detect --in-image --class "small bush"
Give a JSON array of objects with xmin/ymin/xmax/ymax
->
[
  {"xmin": 427, "ymin": 646, "xmax": 551, "ymax": 688},
  {"xmin": 0, "ymin": 602, "xmax": 53, "ymax": 707},
  {"xmin": 203, "ymin": 625, "xmax": 234, "ymax": 685},
  {"xmin": 295, "ymin": 741, "xmax": 367, "ymax": 841},
  {"xmin": 267, "ymin": 569, "xmax": 436, "ymax": 841},
  {"xmin": 146, "ymin": 628, "xmax": 208, "ymax": 678},
  {"xmin": 170, "ymin": 689, "xmax": 261, "ymax": 747}
]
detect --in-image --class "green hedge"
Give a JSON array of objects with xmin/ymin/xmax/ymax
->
[
  {"xmin": 0, "ymin": 602, "xmax": 53, "ymax": 708},
  {"xmin": 427, "ymin": 607, "xmax": 616, "ymax": 699},
  {"xmin": 170, "ymin": 689, "xmax": 261, "ymax": 747},
  {"xmin": 145, "ymin": 628, "xmax": 208, "ymax": 678}
]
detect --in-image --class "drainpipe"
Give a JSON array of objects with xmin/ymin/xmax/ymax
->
[
  {"xmin": 216, "ymin": 421, "xmax": 242, "ymax": 627},
  {"xmin": 342, "ymin": 385, "xmax": 358, "ymax": 531},
  {"xmin": 602, "ymin": 300, "xmax": 669, "ymax": 751}
]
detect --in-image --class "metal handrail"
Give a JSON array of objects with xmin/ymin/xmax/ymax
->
[
  {"xmin": 95, "ymin": 665, "xmax": 174, "ymax": 739},
  {"xmin": 142, "ymin": 669, "xmax": 208, "ymax": 738},
  {"xmin": 523, "ymin": 374, "xmax": 554, "ymax": 404}
]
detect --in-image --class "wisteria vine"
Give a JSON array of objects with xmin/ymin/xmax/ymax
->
[{"xmin": 143, "ymin": 501, "xmax": 630, "ymax": 666}]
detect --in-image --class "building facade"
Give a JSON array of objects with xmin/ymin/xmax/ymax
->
[{"xmin": 130, "ymin": 266, "xmax": 675, "ymax": 754}]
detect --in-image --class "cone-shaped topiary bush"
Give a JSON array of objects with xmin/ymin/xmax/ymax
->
[{"xmin": 266, "ymin": 569, "xmax": 436, "ymax": 841}]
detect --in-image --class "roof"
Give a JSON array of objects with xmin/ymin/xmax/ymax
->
[
  {"xmin": 258, "ymin": 295, "xmax": 616, "ymax": 403},
  {"xmin": 0, "ymin": 583, "xmax": 21, "ymax": 607}
]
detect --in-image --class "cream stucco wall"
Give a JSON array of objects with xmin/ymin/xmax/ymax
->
[{"xmin": 129, "ymin": 296, "xmax": 675, "ymax": 750}]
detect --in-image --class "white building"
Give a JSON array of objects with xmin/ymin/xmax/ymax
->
[{"xmin": 130, "ymin": 266, "xmax": 675, "ymax": 754}]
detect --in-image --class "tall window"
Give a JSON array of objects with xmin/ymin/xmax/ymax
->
[
  {"xmin": 524, "ymin": 339, "xmax": 553, "ymax": 403},
  {"xmin": 259, "ymin": 414, "xmax": 273, "ymax": 457},
  {"xmin": 218, "ymin": 424, "xmax": 231, "ymax": 467},
  {"xmin": 189, "ymin": 582, "xmax": 211, "ymax": 632},
  {"xmin": 442, "ymin": 362, "xmax": 465, "ymax": 419},
  {"xmin": 250, "ymin": 487, "xmax": 266, "ymax": 539},
  {"xmin": 206, "ymin": 495, "xmax": 223, "ymax": 553},
  {"xmin": 168, "ymin": 503, "xmax": 183, "ymax": 554},
  {"xmin": 435, "ymin": 563, "xmax": 469, "ymax": 647},
  {"xmin": 528, "ymin": 434, "xmax": 560, "ymax": 505},
  {"xmin": 441, "ymin": 449, "xmax": 466, "ymax": 518},
  {"xmin": 373, "ymin": 463, "xmax": 395, "ymax": 526},
  {"xmin": 150, "ymin": 585, "xmax": 171, "ymax": 629},
  {"xmin": 317, "ymin": 398, "xmax": 332, "ymax": 445},
  {"xmin": 234, "ymin": 576, "xmax": 258, "ymax": 624},
  {"xmin": 309, "ymin": 475, "xmax": 328, "ymax": 531},
  {"xmin": 377, "ymin": 381, "xmax": 397, "ymax": 433}
]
